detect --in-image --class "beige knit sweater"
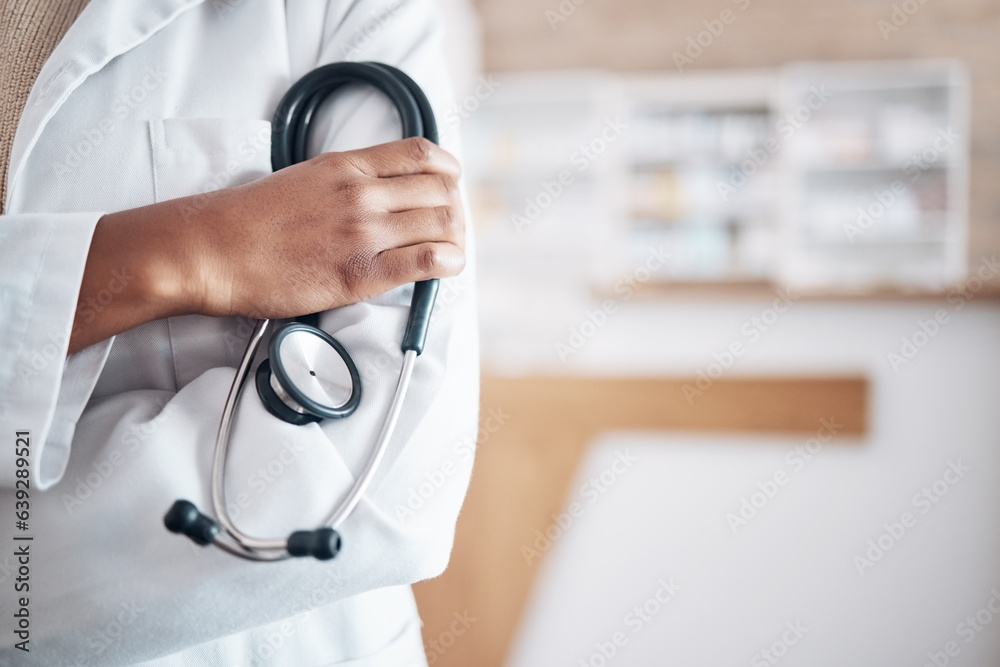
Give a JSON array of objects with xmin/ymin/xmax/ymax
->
[{"xmin": 1, "ymin": 0, "xmax": 91, "ymax": 214}]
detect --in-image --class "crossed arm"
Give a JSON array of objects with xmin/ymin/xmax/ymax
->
[{"xmin": 70, "ymin": 136, "xmax": 465, "ymax": 353}]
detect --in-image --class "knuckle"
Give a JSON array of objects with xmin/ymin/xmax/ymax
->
[
  {"xmin": 406, "ymin": 136, "xmax": 435, "ymax": 164},
  {"xmin": 339, "ymin": 250, "xmax": 376, "ymax": 292},
  {"xmin": 337, "ymin": 179, "xmax": 368, "ymax": 206},
  {"xmin": 436, "ymin": 173, "xmax": 458, "ymax": 199},
  {"xmin": 315, "ymin": 152, "xmax": 345, "ymax": 171},
  {"xmin": 436, "ymin": 205, "xmax": 458, "ymax": 232},
  {"xmin": 417, "ymin": 245, "xmax": 443, "ymax": 275}
]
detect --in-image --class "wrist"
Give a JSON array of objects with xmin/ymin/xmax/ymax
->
[
  {"xmin": 97, "ymin": 202, "xmax": 204, "ymax": 320},
  {"xmin": 146, "ymin": 199, "xmax": 213, "ymax": 318},
  {"xmin": 169, "ymin": 188, "xmax": 240, "ymax": 318}
]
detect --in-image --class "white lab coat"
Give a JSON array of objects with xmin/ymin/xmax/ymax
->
[{"xmin": 0, "ymin": 1, "xmax": 479, "ymax": 665}]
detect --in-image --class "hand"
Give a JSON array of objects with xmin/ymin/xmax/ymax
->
[
  {"xmin": 186, "ymin": 136, "xmax": 465, "ymax": 318},
  {"xmin": 69, "ymin": 137, "xmax": 465, "ymax": 353}
]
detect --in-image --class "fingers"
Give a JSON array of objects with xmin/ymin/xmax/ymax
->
[
  {"xmin": 381, "ymin": 205, "xmax": 465, "ymax": 249},
  {"xmin": 373, "ymin": 172, "xmax": 460, "ymax": 212},
  {"xmin": 374, "ymin": 242, "xmax": 466, "ymax": 286},
  {"xmin": 342, "ymin": 137, "xmax": 461, "ymax": 179}
]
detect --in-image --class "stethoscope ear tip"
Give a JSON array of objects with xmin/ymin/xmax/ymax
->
[
  {"xmin": 287, "ymin": 527, "xmax": 341, "ymax": 561},
  {"xmin": 164, "ymin": 499, "xmax": 220, "ymax": 546}
]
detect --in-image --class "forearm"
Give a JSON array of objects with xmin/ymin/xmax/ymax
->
[{"xmin": 68, "ymin": 200, "xmax": 201, "ymax": 354}]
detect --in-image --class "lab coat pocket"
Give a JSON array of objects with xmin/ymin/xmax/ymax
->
[
  {"xmin": 148, "ymin": 117, "xmax": 272, "ymax": 202},
  {"xmin": 148, "ymin": 117, "xmax": 273, "ymax": 387}
]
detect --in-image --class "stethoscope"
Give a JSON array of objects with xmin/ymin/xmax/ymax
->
[{"xmin": 163, "ymin": 62, "xmax": 440, "ymax": 562}]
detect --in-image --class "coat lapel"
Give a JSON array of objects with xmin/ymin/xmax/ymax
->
[{"xmin": 5, "ymin": 0, "xmax": 207, "ymax": 210}]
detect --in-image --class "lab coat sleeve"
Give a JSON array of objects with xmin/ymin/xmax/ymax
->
[{"xmin": 0, "ymin": 211, "xmax": 112, "ymax": 491}]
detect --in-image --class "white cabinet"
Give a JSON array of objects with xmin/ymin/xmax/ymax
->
[
  {"xmin": 463, "ymin": 60, "xmax": 969, "ymax": 296},
  {"xmin": 777, "ymin": 60, "xmax": 969, "ymax": 291}
]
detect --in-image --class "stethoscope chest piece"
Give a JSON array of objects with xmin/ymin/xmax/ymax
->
[{"xmin": 256, "ymin": 322, "xmax": 362, "ymax": 426}]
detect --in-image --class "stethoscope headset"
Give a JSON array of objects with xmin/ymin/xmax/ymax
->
[{"xmin": 163, "ymin": 62, "xmax": 440, "ymax": 562}]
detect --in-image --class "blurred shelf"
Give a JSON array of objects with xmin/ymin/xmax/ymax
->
[
  {"xmin": 801, "ymin": 162, "xmax": 953, "ymax": 173},
  {"xmin": 464, "ymin": 61, "xmax": 971, "ymax": 298},
  {"xmin": 593, "ymin": 279, "xmax": 1000, "ymax": 302},
  {"xmin": 801, "ymin": 237, "xmax": 948, "ymax": 248}
]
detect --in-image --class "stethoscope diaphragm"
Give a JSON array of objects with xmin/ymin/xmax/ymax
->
[{"xmin": 255, "ymin": 322, "xmax": 361, "ymax": 425}]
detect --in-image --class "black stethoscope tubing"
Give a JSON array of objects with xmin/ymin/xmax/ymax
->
[{"xmin": 272, "ymin": 61, "xmax": 438, "ymax": 168}]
